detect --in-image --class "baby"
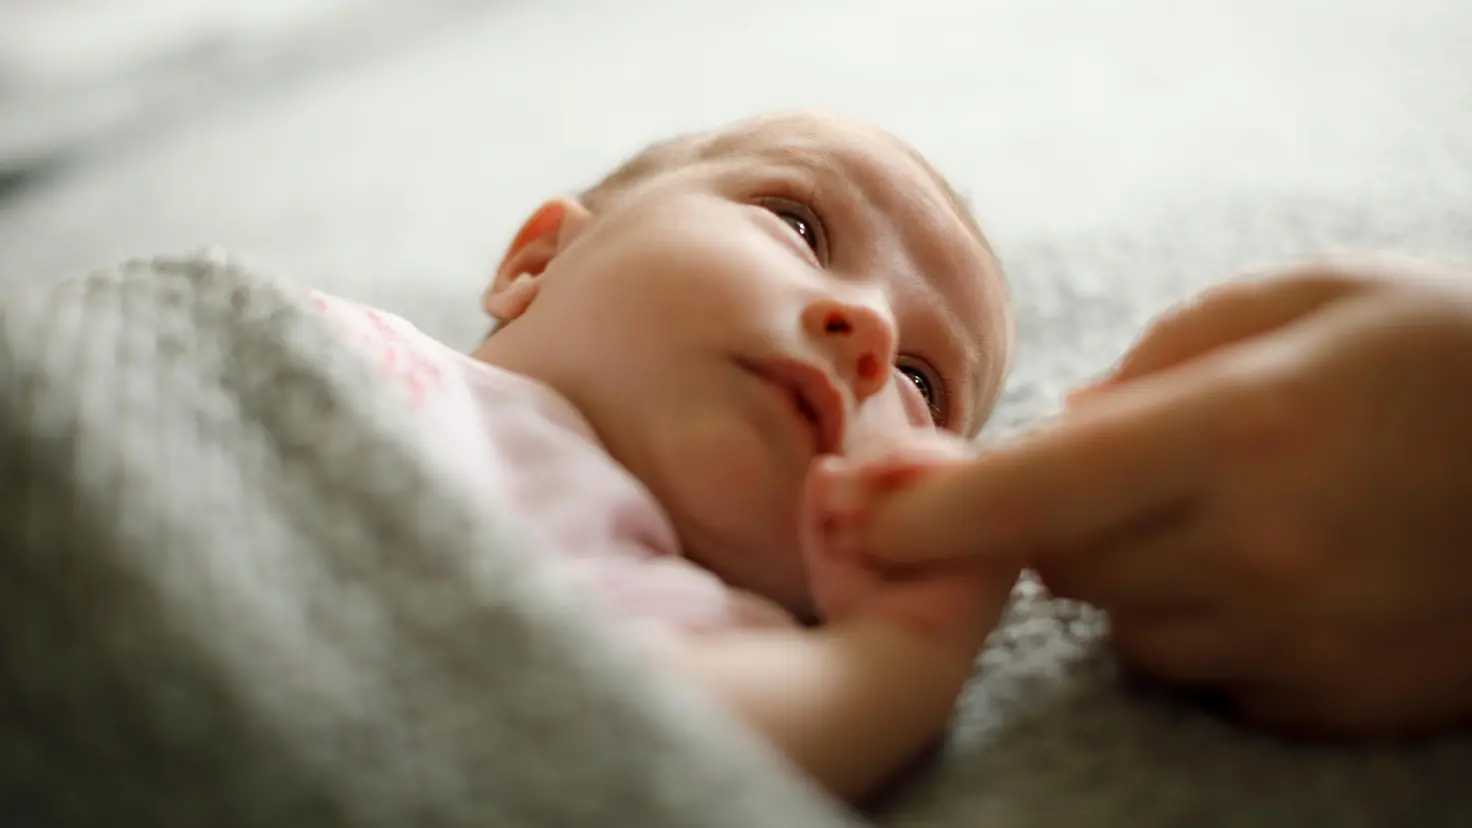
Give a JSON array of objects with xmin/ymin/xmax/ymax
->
[{"xmin": 309, "ymin": 110, "xmax": 1016, "ymax": 803}]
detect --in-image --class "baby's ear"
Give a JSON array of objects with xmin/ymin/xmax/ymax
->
[{"xmin": 484, "ymin": 197, "xmax": 592, "ymax": 322}]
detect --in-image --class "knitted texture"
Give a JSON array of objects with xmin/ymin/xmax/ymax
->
[{"xmin": 0, "ymin": 255, "xmax": 852, "ymax": 828}]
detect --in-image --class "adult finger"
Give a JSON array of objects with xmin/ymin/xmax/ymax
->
[
  {"xmin": 1033, "ymin": 511, "xmax": 1221, "ymax": 614},
  {"xmin": 1222, "ymin": 683, "xmax": 1381, "ymax": 739},
  {"xmin": 1224, "ymin": 620, "xmax": 1472, "ymax": 738},
  {"xmin": 864, "ymin": 359, "xmax": 1244, "ymax": 564},
  {"xmin": 1087, "ymin": 264, "xmax": 1370, "ymax": 394},
  {"xmin": 1111, "ymin": 610, "xmax": 1260, "ymax": 688}
]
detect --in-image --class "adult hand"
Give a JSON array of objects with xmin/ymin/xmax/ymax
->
[{"xmin": 861, "ymin": 254, "xmax": 1472, "ymax": 736}]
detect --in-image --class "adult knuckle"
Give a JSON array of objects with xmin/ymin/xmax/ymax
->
[
  {"xmin": 1227, "ymin": 656, "xmax": 1361, "ymax": 730},
  {"xmin": 1032, "ymin": 559, "xmax": 1075, "ymax": 600},
  {"xmin": 1197, "ymin": 274, "xmax": 1262, "ymax": 305},
  {"xmin": 1229, "ymin": 687, "xmax": 1302, "ymax": 733},
  {"xmin": 1319, "ymin": 251, "xmax": 1462, "ymax": 289},
  {"xmin": 1108, "ymin": 620, "xmax": 1160, "ymax": 671},
  {"xmin": 1161, "ymin": 280, "xmax": 1248, "ymax": 328},
  {"xmin": 1110, "ymin": 618, "xmax": 1202, "ymax": 684},
  {"xmin": 1232, "ymin": 688, "xmax": 1350, "ymax": 738},
  {"xmin": 1205, "ymin": 378, "xmax": 1343, "ymax": 594},
  {"xmin": 1212, "ymin": 364, "xmax": 1316, "ymax": 463},
  {"xmin": 1269, "ymin": 253, "xmax": 1381, "ymax": 290},
  {"xmin": 1278, "ymin": 252, "xmax": 1472, "ymax": 307},
  {"xmin": 1133, "ymin": 280, "xmax": 1242, "ymax": 346},
  {"xmin": 1297, "ymin": 681, "xmax": 1393, "ymax": 736},
  {"xmin": 1226, "ymin": 517, "xmax": 1326, "ymax": 596},
  {"xmin": 1121, "ymin": 309, "xmax": 1191, "ymax": 366}
]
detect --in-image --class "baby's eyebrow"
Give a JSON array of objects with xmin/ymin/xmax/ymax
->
[
  {"xmin": 763, "ymin": 145, "xmax": 842, "ymax": 176},
  {"xmin": 913, "ymin": 244, "xmax": 1006, "ymax": 437},
  {"xmin": 711, "ymin": 133, "xmax": 866, "ymax": 196},
  {"xmin": 928, "ymin": 293, "xmax": 987, "ymax": 435},
  {"xmin": 899, "ymin": 146, "xmax": 996, "ymax": 259},
  {"xmin": 742, "ymin": 145, "xmax": 858, "ymax": 204}
]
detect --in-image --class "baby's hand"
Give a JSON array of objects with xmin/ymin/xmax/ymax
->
[{"xmin": 800, "ymin": 433, "xmax": 1020, "ymax": 652}]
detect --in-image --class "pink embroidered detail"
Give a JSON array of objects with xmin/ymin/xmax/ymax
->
[{"xmin": 314, "ymin": 297, "xmax": 445, "ymax": 406}]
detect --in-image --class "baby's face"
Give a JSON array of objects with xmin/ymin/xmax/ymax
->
[{"xmin": 479, "ymin": 112, "xmax": 1010, "ymax": 616}]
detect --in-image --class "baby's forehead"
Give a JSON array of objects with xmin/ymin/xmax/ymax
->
[
  {"xmin": 702, "ymin": 115, "xmax": 992, "ymax": 252},
  {"xmin": 590, "ymin": 113, "xmax": 984, "ymax": 244},
  {"xmin": 702, "ymin": 116, "xmax": 912, "ymax": 190}
]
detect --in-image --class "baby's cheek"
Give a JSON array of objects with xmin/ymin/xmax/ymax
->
[
  {"xmin": 680, "ymin": 490, "xmax": 811, "ymax": 616},
  {"xmin": 664, "ymin": 417, "xmax": 785, "ymax": 534}
]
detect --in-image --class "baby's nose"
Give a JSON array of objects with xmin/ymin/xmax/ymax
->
[{"xmin": 801, "ymin": 297, "xmax": 896, "ymax": 405}]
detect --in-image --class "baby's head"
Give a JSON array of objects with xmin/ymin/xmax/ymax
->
[{"xmin": 473, "ymin": 111, "xmax": 1012, "ymax": 616}]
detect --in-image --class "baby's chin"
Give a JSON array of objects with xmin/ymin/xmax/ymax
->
[
  {"xmin": 628, "ymin": 409, "xmax": 817, "ymax": 612},
  {"xmin": 683, "ymin": 524, "xmax": 811, "ymax": 609},
  {"xmin": 663, "ymin": 492, "xmax": 813, "ymax": 619}
]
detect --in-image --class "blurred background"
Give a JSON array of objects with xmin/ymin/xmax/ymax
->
[{"xmin": 1, "ymin": 0, "xmax": 1469, "ymax": 419}]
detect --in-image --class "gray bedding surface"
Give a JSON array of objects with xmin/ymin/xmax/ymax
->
[
  {"xmin": 2, "ymin": 1, "xmax": 1472, "ymax": 825},
  {"xmin": 0, "ymin": 258, "xmax": 852, "ymax": 828}
]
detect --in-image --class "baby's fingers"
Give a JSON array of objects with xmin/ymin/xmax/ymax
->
[
  {"xmin": 879, "ymin": 561, "xmax": 1020, "ymax": 650},
  {"xmin": 810, "ymin": 432, "xmax": 973, "ymax": 526},
  {"xmin": 801, "ymin": 457, "xmax": 883, "ymax": 619}
]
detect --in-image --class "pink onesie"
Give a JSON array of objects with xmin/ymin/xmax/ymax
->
[{"xmin": 308, "ymin": 292, "xmax": 797, "ymax": 645}]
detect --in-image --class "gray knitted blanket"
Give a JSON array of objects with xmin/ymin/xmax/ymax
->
[{"xmin": 3, "ymin": 253, "xmax": 1470, "ymax": 827}]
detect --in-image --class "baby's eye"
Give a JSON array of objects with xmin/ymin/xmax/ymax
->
[
  {"xmin": 777, "ymin": 211, "xmax": 818, "ymax": 251},
  {"xmin": 757, "ymin": 197, "xmax": 827, "ymax": 260},
  {"xmin": 898, "ymin": 363, "xmax": 947, "ymax": 427}
]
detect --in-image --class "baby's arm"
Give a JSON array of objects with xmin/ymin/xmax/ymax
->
[
  {"xmin": 665, "ymin": 436, "xmax": 1017, "ymax": 803},
  {"xmin": 665, "ymin": 598, "xmax": 999, "ymax": 802}
]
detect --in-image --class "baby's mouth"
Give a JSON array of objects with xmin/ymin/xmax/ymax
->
[{"xmin": 737, "ymin": 356, "xmax": 846, "ymax": 456}]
